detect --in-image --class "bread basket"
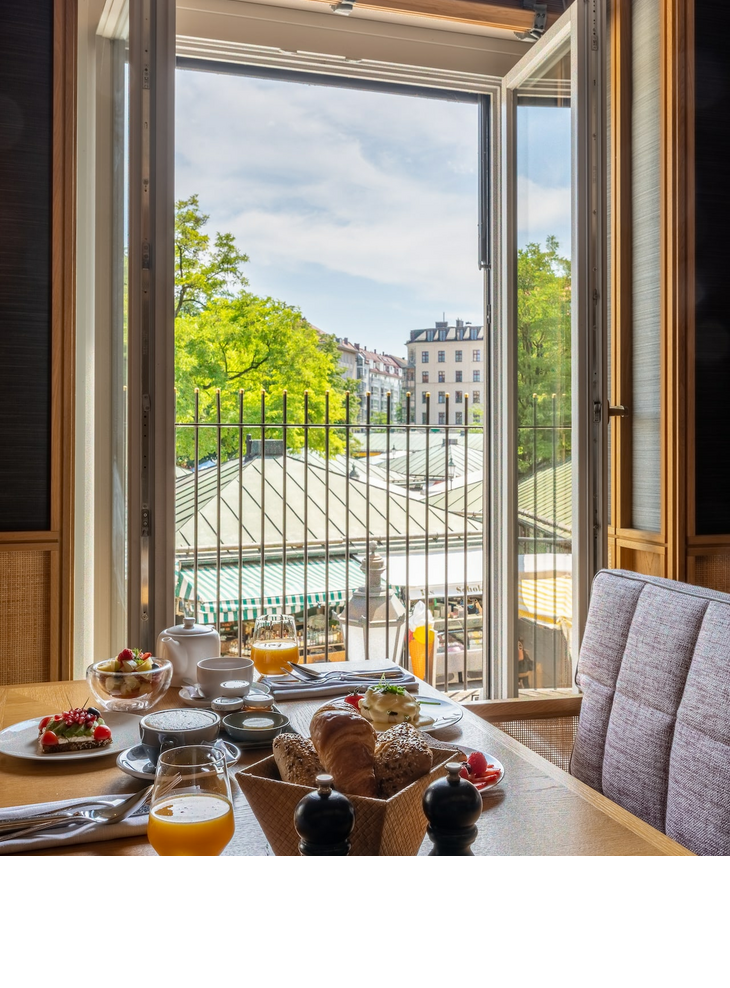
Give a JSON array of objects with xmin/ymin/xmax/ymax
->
[{"xmin": 236, "ymin": 745, "xmax": 459, "ymax": 856}]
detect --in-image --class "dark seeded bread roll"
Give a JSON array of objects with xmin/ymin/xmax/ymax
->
[{"xmin": 374, "ymin": 723, "xmax": 432, "ymax": 798}]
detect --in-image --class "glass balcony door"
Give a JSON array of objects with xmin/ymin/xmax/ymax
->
[{"xmin": 497, "ymin": 4, "xmax": 606, "ymax": 695}]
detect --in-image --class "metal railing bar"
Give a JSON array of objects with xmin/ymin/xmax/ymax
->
[
  {"xmin": 282, "ymin": 390, "xmax": 288, "ymax": 620},
  {"xmin": 345, "ymin": 391, "xmax": 350, "ymax": 663},
  {"xmin": 260, "ymin": 390, "xmax": 266, "ymax": 622},
  {"xmin": 365, "ymin": 391, "xmax": 371, "ymax": 661},
  {"xmin": 303, "ymin": 389, "xmax": 309, "ymax": 664},
  {"xmin": 405, "ymin": 391, "xmax": 411, "ymax": 672},
  {"xmin": 216, "ymin": 389, "xmax": 222, "ymax": 637},
  {"xmin": 463, "ymin": 392, "xmax": 469, "ymax": 689},
  {"xmin": 444, "ymin": 391, "xmax": 449, "ymax": 693},
  {"xmin": 425, "ymin": 391, "xmax": 430, "ymax": 685},
  {"xmin": 193, "ymin": 388, "xmax": 200, "ymax": 623},
  {"xmin": 237, "ymin": 389, "xmax": 243, "ymax": 655},
  {"xmin": 324, "ymin": 390, "xmax": 330, "ymax": 662},
  {"xmin": 385, "ymin": 390, "xmax": 391, "ymax": 660}
]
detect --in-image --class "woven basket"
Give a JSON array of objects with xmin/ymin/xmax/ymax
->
[{"xmin": 236, "ymin": 746, "xmax": 458, "ymax": 856}]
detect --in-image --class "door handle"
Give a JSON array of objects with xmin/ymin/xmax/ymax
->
[{"xmin": 608, "ymin": 405, "xmax": 629, "ymax": 417}]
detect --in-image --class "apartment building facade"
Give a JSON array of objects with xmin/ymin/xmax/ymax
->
[
  {"xmin": 335, "ymin": 338, "xmax": 406, "ymax": 422},
  {"xmin": 405, "ymin": 320, "xmax": 484, "ymax": 425}
]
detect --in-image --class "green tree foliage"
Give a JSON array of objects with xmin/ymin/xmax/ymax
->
[
  {"xmin": 516, "ymin": 235, "xmax": 571, "ymax": 478},
  {"xmin": 174, "ymin": 197, "xmax": 352, "ymax": 463},
  {"xmin": 174, "ymin": 195, "xmax": 250, "ymax": 318}
]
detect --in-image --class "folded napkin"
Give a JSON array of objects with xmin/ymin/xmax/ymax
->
[
  {"xmin": 262, "ymin": 671, "xmax": 419, "ymax": 702},
  {"xmin": 0, "ymin": 794, "xmax": 150, "ymax": 856}
]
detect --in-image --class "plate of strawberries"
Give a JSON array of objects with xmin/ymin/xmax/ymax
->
[{"xmin": 458, "ymin": 748, "xmax": 505, "ymax": 795}]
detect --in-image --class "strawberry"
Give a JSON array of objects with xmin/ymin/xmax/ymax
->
[
  {"xmin": 467, "ymin": 751, "xmax": 488, "ymax": 776},
  {"xmin": 93, "ymin": 724, "xmax": 112, "ymax": 741},
  {"xmin": 344, "ymin": 693, "xmax": 362, "ymax": 711},
  {"xmin": 118, "ymin": 647, "xmax": 134, "ymax": 663},
  {"xmin": 41, "ymin": 730, "xmax": 58, "ymax": 746}
]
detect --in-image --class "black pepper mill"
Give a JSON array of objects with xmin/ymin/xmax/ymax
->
[
  {"xmin": 294, "ymin": 773, "xmax": 355, "ymax": 856},
  {"xmin": 422, "ymin": 762, "xmax": 482, "ymax": 855}
]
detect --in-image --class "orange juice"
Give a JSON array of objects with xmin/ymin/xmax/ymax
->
[
  {"xmin": 148, "ymin": 793, "xmax": 234, "ymax": 856},
  {"xmin": 250, "ymin": 639, "xmax": 300, "ymax": 675},
  {"xmin": 408, "ymin": 625, "xmax": 435, "ymax": 680}
]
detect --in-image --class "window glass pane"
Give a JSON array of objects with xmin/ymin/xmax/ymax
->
[{"xmin": 515, "ymin": 42, "xmax": 573, "ymax": 690}]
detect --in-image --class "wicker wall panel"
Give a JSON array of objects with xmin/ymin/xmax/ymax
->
[
  {"xmin": 0, "ymin": 550, "xmax": 51, "ymax": 685},
  {"xmin": 492, "ymin": 716, "xmax": 579, "ymax": 773},
  {"xmin": 693, "ymin": 555, "xmax": 730, "ymax": 596}
]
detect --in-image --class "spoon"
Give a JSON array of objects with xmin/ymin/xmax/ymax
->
[{"xmin": 0, "ymin": 785, "xmax": 153, "ymax": 843}]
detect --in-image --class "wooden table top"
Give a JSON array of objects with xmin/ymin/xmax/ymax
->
[{"xmin": 0, "ymin": 679, "xmax": 692, "ymax": 856}]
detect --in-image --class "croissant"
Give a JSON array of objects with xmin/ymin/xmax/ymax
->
[{"xmin": 309, "ymin": 698, "xmax": 378, "ymax": 798}]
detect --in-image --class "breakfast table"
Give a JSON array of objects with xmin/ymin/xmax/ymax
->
[{"xmin": 0, "ymin": 676, "xmax": 691, "ymax": 856}]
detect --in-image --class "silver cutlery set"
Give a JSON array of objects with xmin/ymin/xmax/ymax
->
[{"xmin": 0, "ymin": 785, "xmax": 153, "ymax": 844}]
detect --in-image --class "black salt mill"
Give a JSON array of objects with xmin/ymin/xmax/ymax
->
[
  {"xmin": 422, "ymin": 762, "xmax": 482, "ymax": 855},
  {"xmin": 294, "ymin": 773, "xmax": 355, "ymax": 856}
]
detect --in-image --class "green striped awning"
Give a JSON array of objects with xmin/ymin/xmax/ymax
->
[{"xmin": 175, "ymin": 556, "xmax": 366, "ymax": 624}]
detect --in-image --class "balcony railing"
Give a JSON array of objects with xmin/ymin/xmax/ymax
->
[{"xmin": 174, "ymin": 388, "xmax": 572, "ymax": 694}]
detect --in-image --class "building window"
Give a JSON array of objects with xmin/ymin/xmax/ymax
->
[
  {"xmin": 455, "ymin": 350, "xmax": 462, "ymax": 362},
  {"xmin": 455, "ymin": 370, "xmax": 462, "ymax": 383},
  {"xmin": 438, "ymin": 351, "xmax": 445, "ymax": 363},
  {"xmin": 438, "ymin": 412, "xmax": 446, "ymax": 425},
  {"xmin": 473, "ymin": 391, "xmax": 481, "ymax": 404},
  {"xmin": 473, "ymin": 349, "xmax": 481, "ymax": 362},
  {"xmin": 438, "ymin": 371, "xmax": 445, "ymax": 383},
  {"xmin": 408, "ymin": 351, "xmax": 415, "ymax": 365},
  {"xmin": 422, "ymin": 412, "xmax": 428, "ymax": 424},
  {"xmin": 473, "ymin": 370, "xmax": 481, "ymax": 382},
  {"xmin": 438, "ymin": 329, "xmax": 447, "ymax": 341},
  {"xmin": 455, "ymin": 391, "xmax": 463, "ymax": 403},
  {"xmin": 422, "ymin": 371, "xmax": 429, "ymax": 383},
  {"xmin": 470, "ymin": 327, "xmax": 479, "ymax": 340},
  {"xmin": 421, "ymin": 351, "xmax": 429, "ymax": 363},
  {"xmin": 421, "ymin": 392, "xmax": 427, "ymax": 403},
  {"xmin": 456, "ymin": 328, "xmax": 465, "ymax": 340},
  {"xmin": 438, "ymin": 391, "xmax": 445, "ymax": 404},
  {"xmin": 427, "ymin": 330, "xmax": 435, "ymax": 341},
  {"xmin": 455, "ymin": 412, "xmax": 463, "ymax": 425}
]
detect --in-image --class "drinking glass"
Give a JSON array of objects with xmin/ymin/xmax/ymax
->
[
  {"xmin": 147, "ymin": 744, "xmax": 234, "ymax": 856},
  {"xmin": 250, "ymin": 613, "xmax": 300, "ymax": 675}
]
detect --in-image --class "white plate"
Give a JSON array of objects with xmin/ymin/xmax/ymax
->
[
  {"xmin": 367, "ymin": 694, "xmax": 464, "ymax": 734},
  {"xmin": 459, "ymin": 746, "xmax": 505, "ymax": 795},
  {"xmin": 116, "ymin": 739, "xmax": 240, "ymax": 781},
  {"xmin": 0, "ymin": 711, "xmax": 142, "ymax": 763},
  {"xmin": 178, "ymin": 682, "xmax": 271, "ymax": 708}
]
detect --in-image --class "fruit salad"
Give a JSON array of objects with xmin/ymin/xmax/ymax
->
[{"xmin": 98, "ymin": 647, "xmax": 157, "ymax": 698}]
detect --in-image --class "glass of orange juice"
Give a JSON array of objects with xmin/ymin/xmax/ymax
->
[
  {"xmin": 148, "ymin": 745, "xmax": 234, "ymax": 856},
  {"xmin": 250, "ymin": 613, "xmax": 300, "ymax": 675},
  {"xmin": 408, "ymin": 624, "xmax": 435, "ymax": 681}
]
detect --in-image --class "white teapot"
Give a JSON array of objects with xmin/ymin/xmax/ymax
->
[{"xmin": 156, "ymin": 617, "xmax": 221, "ymax": 687}]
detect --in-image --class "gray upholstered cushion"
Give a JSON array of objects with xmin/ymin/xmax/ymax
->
[{"xmin": 572, "ymin": 569, "xmax": 730, "ymax": 855}]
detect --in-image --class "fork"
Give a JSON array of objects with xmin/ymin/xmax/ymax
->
[
  {"xmin": 284, "ymin": 663, "xmax": 404, "ymax": 682},
  {"xmin": 0, "ymin": 785, "xmax": 154, "ymax": 843}
]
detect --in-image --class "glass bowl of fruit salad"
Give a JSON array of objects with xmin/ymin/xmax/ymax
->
[{"xmin": 86, "ymin": 648, "xmax": 173, "ymax": 712}]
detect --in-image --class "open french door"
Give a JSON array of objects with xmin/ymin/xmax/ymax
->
[{"xmin": 493, "ymin": 2, "xmax": 605, "ymax": 696}]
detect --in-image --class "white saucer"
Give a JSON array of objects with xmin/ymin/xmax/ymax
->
[
  {"xmin": 178, "ymin": 682, "xmax": 271, "ymax": 708},
  {"xmin": 116, "ymin": 739, "xmax": 240, "ymax": 781}
]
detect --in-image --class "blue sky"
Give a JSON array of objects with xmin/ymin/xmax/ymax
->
[{"xmin": 176, "ymin": 69, "xmax": 571, "ymax": 357}]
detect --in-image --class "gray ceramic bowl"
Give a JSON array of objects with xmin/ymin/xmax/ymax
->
[{"xmin": 222, "ymin": 710, "xmax": 290, "ymax": 743}]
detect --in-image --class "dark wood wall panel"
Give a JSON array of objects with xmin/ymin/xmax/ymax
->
[
  {"xmin": 0, "ymin": 1, "xmax": 53, "ymax": 531},
  {"xmin": 695, "ymin": 0, "xmax": 730, "ymax": 535}
]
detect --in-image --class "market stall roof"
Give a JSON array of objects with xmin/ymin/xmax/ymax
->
[
  {"xmin": 385, "ymin": 548, "xmax": 484, "ymax": 599},
  {"xmin": 175, "ymin": 455, "xmax": 481, "ymax": 552},
  {"xmin": 386, "ymin": 445, "xmax": 484, "ymax": 482},
  {"xmin": 176, "ymin": 554, "xmax": 364, "ymax": 623}
]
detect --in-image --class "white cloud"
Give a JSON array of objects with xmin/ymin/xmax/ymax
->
[{"xmin": 175, "ymin": 71, "xmax": 483, "ymax": 304}]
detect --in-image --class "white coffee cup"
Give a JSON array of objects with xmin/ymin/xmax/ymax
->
[{"xmin": 197, "ymin": 656, "xmax": 254, "ymax": 698}]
